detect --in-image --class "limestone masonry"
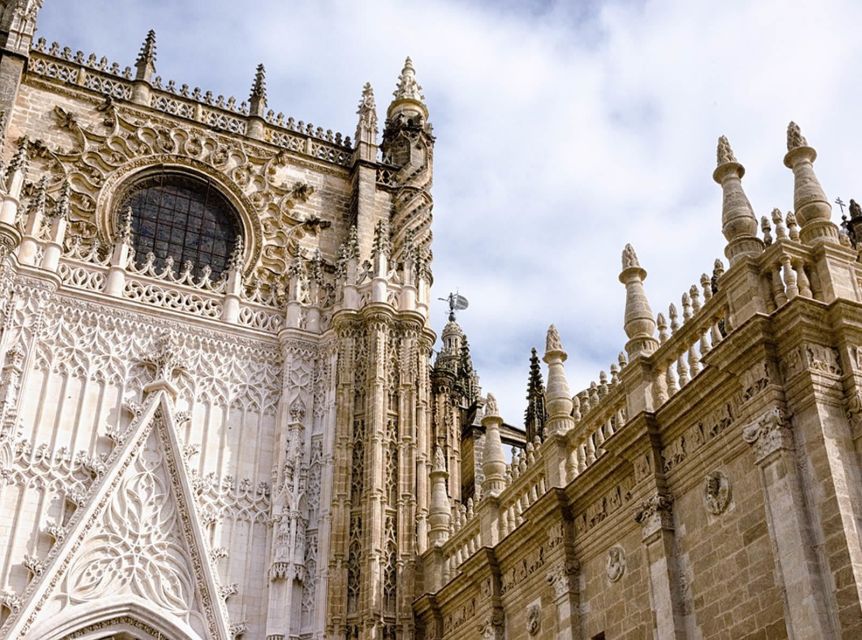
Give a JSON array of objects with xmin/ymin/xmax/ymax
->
[{"xmin": 0, "ymin": 2, "xmax": 860, "ymax": 639}]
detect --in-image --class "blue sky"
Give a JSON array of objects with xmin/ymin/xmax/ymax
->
[{"xmin": 36, "ymin": 0, "xmax": 862, "ymax": 423}]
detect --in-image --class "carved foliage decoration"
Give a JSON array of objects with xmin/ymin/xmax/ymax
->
[
  {"xmin": 37, "ymin": 104, "xmax": 323, "ymax": 289},
  {"xmin": 64, "ymin": 424, "xmax": 198, "ymax": 620}
]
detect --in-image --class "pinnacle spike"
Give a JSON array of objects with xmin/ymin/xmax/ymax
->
[
  {"xmin": 786, "ymin": 121, "xmax": 808, "ymax": 151},
  {"xmin": 716, "ymin": 135, "xmax": 737, "ymax": 165}
]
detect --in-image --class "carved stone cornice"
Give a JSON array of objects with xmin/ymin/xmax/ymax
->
[{"xmin": 742, "ymin": 407, "xmax": 792, "ymax": 463}]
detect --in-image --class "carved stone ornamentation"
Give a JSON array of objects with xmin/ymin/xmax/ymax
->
[
  {"xmin": 703, "ymin": 470, "xmax": 732, "ymax": 515},
  {"xmin": 546, "ymin": 559, "xmax": 578, "ymax": 599},
  {"xmin": 526, "ymin": 602, "xmax": 541, "ymax": 636},
  {"xmin": 742, "ymin": 407, "xmax": 792, "ymax": 463},
  {"xmin": 635, "ymin": 492, "xmax": 673, "ymax": 537},
  {"xmin": 606, "ymin": 545, "xmax": 626, "ymax": 583}
]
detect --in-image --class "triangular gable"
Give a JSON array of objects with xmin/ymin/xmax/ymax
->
[{"xmin": 2, "ymin": 391, "xmax": 232, "ymax": 640}]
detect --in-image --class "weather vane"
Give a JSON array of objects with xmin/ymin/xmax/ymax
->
[{"xmin": 438, "ymin": 291, "xmax": 469, "ymax": 321}]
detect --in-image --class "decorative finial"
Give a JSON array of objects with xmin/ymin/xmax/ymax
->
[
  {"xmin": 485, "ymin": 393, "xmax": 499, "ymax": 418},
  {"xmin": 372, "ymin": 219, "xmax": 391, "ymax": 258},
  {"xmin": 29, "ymin": 176, "xmax": 48, "ymax": 215},
  {"xmin": 786, "ymin": 121, "xmax": 808, "ymax": 151},
  {"xmin": 393, "ymin": 56, "xmax": 424, "ymax": 103},
  {"xmin": 716, "ymin": 135, "xmax": 737, "ymax": 165},
  {"xmin": 356, "ymin": 82, "xmax": 377, "ymax": 134},
  {"xmin": 8, "ymin": 137, "xmax": 28, "ymax": 174},
  {"xmin": 545, "ymin": 324, "xmax": 563, "ymax": 354},
  {"xmin": 346, "ymin": 224, "xmax": 359, "ymax": 259},
  {"xmin": 134, "ymin": 29, "xmax": 157, "ymax": 82},
  {"xmin": 227, "ymin": 235, "xmax": 244, "ymax": 271},
  {"xmin": 621, "ymin": 243, "xmax": 640, "ymax": 270},
  {"xmin": 851, "ymin": 199, "xmax": 862, "ymax": 219},
  {"xmin": 432, "ymin": 446, "xmax": 446, "ymax": 473},
  {"xmin": 248, "ymin": 64, "xmax": 267, "ymax": 117},
  {"xmin": 118, "ymin": 205, "xmax": 133, "ymax": 242}
]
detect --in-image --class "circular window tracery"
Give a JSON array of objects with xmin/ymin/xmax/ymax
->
[{"xmin": 119, "ymin": 173, "xmax": 241, "ymax": 278}]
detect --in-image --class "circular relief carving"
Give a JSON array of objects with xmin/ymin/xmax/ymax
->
[
  {"xmin": 704, "ymin": 470, "xmax": 731, "ymax": 515},
  {"xmin": 606, "ymin": 545, "xmax": 626, "ymax": 583}
]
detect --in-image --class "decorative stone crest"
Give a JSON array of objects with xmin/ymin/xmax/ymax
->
[
  {"xmin": 704, "ymin": 470, "xmax": 731, "ymax": 515},
  {"xmin": 742, "ymin": 407, "xmax": 791, "ymax": 462},
  {"xmin": 606, "ymin": 545, "xmax": 626, "ymax": 583}
]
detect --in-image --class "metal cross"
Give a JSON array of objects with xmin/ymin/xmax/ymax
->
[{"xmin": 835, "ymin": 197, "xmax": 846, "ymax": 215}]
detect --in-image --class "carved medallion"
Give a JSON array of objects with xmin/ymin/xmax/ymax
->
[
  {"xmin": 606, "ymin": 545, "xmax": 626, "ymax": 583},
  {"xmin": 526, "ymin": 602, "xmax": 541, "ymax": 636},
  {"xmin": 703, "ymin": 470, "xmax": 731, "ymax": 515}
]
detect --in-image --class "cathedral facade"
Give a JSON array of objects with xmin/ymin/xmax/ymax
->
[{"xmin": 0, "ymin": 2, "xmax": 861, "ymax": 639}]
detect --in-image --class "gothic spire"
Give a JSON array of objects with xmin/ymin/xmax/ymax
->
[
  {"xmin": 248, "ymin": 64, "xmax": 267, "ymax": 117},
  {"xmin": 524, "ymin": 347, "xmax": 546, "ymax": 443},
  {"xmin": 134, "ymin": 29, "xmax": 157, "ymax": 82},
  {"xmin": 713, "ymin": 135, "xmax": 763, "ymax": 264},
  {"xmin": 387, "ymin": 56, "xmax": 428, "ymax": 120}
]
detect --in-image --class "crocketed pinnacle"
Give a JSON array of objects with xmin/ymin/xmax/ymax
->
[
  {"xmin": 134, "ymin": 29, "xmax": 157, "ymax": 81},
  {"xmin": 716, "ymin": 135, "xmax": 737, "ymax": 165},
  {"xmin": 621, "ymin": 243, "xmax": 640, "ymax": 270},
  {"xmin": 786, "ymin": 121, "xmax": 808, "ymax": 151},
  {"xmin": 248, "ymin": 64, "xmax": 267, "ymax": 116},
  {"xmin": 372, "ymin": 219, "xmax": 391, "ymax": 258},
  {"xmin": 29, "ymin": 176, "xmax": 48, "ymax": 216},
  {"xmin": 8, "ymin": 137, "xmax": 28, "ymax": 174},
  {"xmin": 227, "ymin": 235, "xmax": 244, "ymax": 272},
  {"xmin": 136, "ymin": 29, "xmax": 156, "ymax": 66},
  {"xmin": 118, "ymin": 205, "xmax": 133, "ymax": 242},
  {"xmin": 53, "ymin": 180, "xmax": 71, "ymax": 219},
  {"xmin": 393, "ymin": 57, "xmax": 424, "ymax": 103},
  {"xmin": 524, "ymin": 347, "xmax": 547, "ymax": 443}
]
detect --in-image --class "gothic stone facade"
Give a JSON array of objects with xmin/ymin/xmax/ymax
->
[{"xmin": 0, "ymin": 3, "xmax": 861, "ymax": 640}]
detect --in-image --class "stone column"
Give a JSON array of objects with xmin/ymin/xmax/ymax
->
[
  {"xmin": 742, "ymin": 407, "xmax": 835, "ymax": 638},
  {"xmin": 634, "ymin": 493, "xmax": 687, "ymax": 640},
  {"xmin": 546, "ymin": 559, "xmax": 580, "ymax": 640}
]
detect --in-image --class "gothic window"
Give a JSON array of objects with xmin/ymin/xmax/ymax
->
[{"xmin": 119, "ymin": 173, "xmax": 241, "ymax": 277}]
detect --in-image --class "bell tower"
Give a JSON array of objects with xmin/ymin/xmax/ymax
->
[{"xmin": 325, "ymin": 59, "xmax": 436, "ymax": 640}]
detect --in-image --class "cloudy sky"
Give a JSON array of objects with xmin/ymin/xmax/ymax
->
[{"xmin": 36, "ymin": 0, "xmax": 862, "ymax": 423}]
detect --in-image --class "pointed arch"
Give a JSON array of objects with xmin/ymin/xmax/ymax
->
[{"xmin": 29, "ymin": 596, "xmax": 203, "ymax": 640}]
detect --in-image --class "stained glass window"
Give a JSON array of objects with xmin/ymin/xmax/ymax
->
[{"xmin": 120, "ymin": 173, "xmax": 241, "ymax": 278}]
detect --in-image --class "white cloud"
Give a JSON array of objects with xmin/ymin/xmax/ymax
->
[{"xmin": 36, "ymin": 0, "xmax": 862, "ymax": 422}]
